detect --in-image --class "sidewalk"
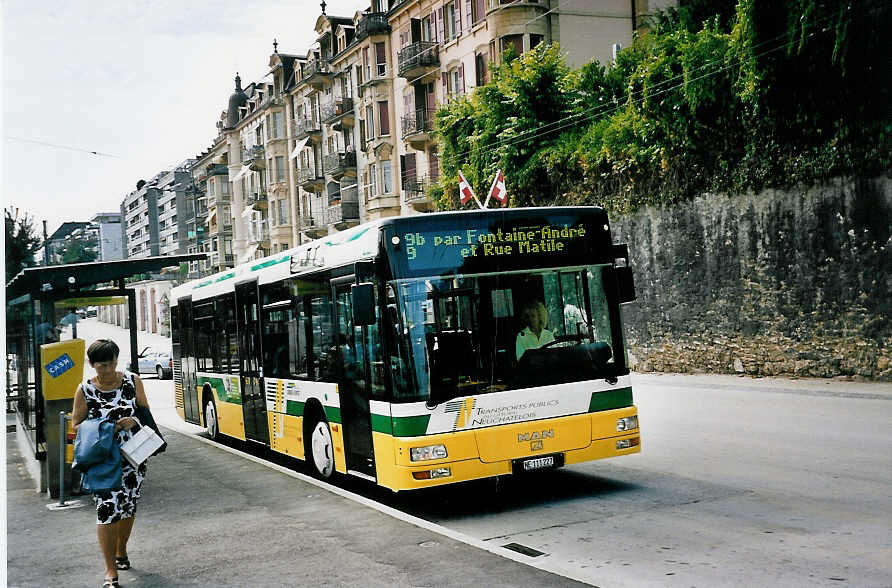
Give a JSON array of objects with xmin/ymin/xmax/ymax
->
[
  {"xmin": 7, "ymin": 427, "xmax": 583, "ymax": 587},
  {"xmin": 62, "ymin": 316, "xmax": 171, "ymax": 359}
]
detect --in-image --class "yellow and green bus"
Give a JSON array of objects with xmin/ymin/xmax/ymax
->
[{"xmin": 170, "ymin": 207, "xmax": 640, "ymax": 490}]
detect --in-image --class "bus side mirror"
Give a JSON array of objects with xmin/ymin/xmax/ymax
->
[
  {"xmin": 616, "ymin": 266, "xmax": 636, "ymax": 303},
  {"xmin": 352, "ymin": 283, "xmax": 376, "ymax": 326}
]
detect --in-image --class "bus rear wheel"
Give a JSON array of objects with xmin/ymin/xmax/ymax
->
[
  {"xmin": 205, "ymin": 397, "xmax": 219, "ymax": 441},
  {"xmin": 307, "ymin": 418, "xmax": 334, "ymax": 479}
]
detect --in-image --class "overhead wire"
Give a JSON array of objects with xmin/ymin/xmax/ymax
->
[{"xmin": 4, "ymin": 136, "xmax": 120, "ymax": 158}]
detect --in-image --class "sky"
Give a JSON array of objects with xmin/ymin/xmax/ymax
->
[{"xmin": 2, "ymin": 0, "xmax": 363, "ymax": 238}]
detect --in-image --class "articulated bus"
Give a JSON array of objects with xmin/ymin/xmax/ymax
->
[{"xmin": 170, "ymin": 207, "xmax": 640, "ymax": 490}]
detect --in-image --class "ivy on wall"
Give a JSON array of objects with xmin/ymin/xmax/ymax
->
[{"xmin": 433, "ymin": 0, "xmax": 891, "ymax": 216}]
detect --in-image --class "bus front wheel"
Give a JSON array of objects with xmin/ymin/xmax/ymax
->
[
  {"xmin": 205, "ymin": 397, "xmax": 219, "ymax": 441},
  {"xmin": 307, "ymin": 418, "xmax": 335, "ymax": 479}
]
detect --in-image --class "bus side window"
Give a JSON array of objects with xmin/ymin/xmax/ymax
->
[
  {"xmin": 386, "ymin": 286, "xmax": 413, "ymax": 399},
  {"xmin": 309, "ymin": 291, "xmax": 334, "ymax": 382}
]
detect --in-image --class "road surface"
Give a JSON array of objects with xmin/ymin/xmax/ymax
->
[{"xmin": 75, "ymin": 319, "xmax": 892, "ymax": 586}]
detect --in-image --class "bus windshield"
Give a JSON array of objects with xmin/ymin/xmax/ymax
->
[{"xmin": 386, "ymin": 264, "xmax": 622, "ymax": 403}]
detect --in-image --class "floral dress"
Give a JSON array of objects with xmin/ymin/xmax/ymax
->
[{"xmin": 81, "ymin": 372, "xmax": 147, "ymax": 524}]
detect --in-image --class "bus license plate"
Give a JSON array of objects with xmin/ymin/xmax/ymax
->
[
  {"xmin": 514, "ymin": 453, "xmax": 564, "ymax": 474},
  {"xmin": 524, "ymin": 456, "xmax": 554, "ymax": 471}
]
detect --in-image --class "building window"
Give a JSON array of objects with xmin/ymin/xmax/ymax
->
[
  {"xmin": 375, "ymin": 42, "xmax": 387, "ymax": 77},
  {"xmin": 475, "ymin": 53, "xmax": 487, "ymax": 86},
  {"xmin": 278, "ymin": 199, "xmax": 289, "ymax": 225},
  {"xmin": 208, "ymin": 180, "xmax": 216, "ymax": 197},
  {"xmin": 501, "ymin": 34, "xmax": 523, "ymax": 56},
  {"xmin": 445, "ymin": 2, "xmax": 457, "ymax": 40},
  {"xmin": 378, "ymin": 101, "xmax": 390, "ymax": 136},
  {"xmin": 381, "ymin": 160, "xmax": 393, "ymax": 194},
  {"xmin": 275, "ymin": 156, "xmax": 285, "ymax": 182},
  {"xmin": 366, "ymin": 105, "xmax": 375, "ymax": 139},
  {"xmin": 369, "ymin": 163, "xmax": 378, "ymax": 198},
  {"xmin": 363, "ymin": 47, "xmax": 371, "ymax": 83},
  {"xmin": 422, "ymin": 13, "xmax": 434, "ymax": 42},
  {"xmin": 530, "ymin": 34, "xmax": 543, "ymax": 50},
  {"xmin": 471, "ymin": 0, "xmax": 484, "ymax": 25},
  {"xmin": 272, "ymin": 111, "xmax": 284, "ymax": 139}
]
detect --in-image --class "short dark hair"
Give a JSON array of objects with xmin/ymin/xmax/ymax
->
[{"xmin": 87, "ymin": 339, "xmax": 119, "ymax": 364}]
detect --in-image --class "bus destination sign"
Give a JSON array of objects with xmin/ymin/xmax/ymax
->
[{"xmin": 399, "ymin": 221, "xmax": 594, "ymax": 273}]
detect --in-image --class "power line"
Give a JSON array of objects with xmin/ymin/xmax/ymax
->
[{"xmin": 4, "ymin": 136, "xmax": 119, "ymax": 158}]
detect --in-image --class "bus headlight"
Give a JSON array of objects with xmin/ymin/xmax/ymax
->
[
  {"xmin": 410, "ymin": 444, "xmax": 447, "ymax": 461},
  {"xmin": 616, "ymin": 416, "xmax": 638, "ymax": 431}
]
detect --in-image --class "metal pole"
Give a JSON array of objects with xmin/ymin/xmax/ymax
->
[
  {"xmin": 58, "ymin": 411, "xmax": 67, "ymax": 506},
  {"xmin": 128, "ymin": 290, "xmax": 139, "ymax": 373}
]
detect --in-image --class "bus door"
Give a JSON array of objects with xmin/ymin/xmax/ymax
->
[
  {"xmin": 177, "ymin": 297, "xmax": 200, "ymax": 424},
  {"xmin": 235, "ymin": 280, "xmax": 269, "ymax": 444},
  {"xmin": 332, "ymin": 278, "xmax": 375, "ymax": 477}
]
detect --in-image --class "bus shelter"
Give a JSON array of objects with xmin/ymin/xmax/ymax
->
[{"xmin": 5, "ymin": 254, "xmax": 204, "ymax": 497}]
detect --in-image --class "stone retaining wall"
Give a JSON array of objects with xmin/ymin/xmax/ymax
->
[{"xmin": 612, "ymin": 176, "xmax": 892, "ymax": 380}]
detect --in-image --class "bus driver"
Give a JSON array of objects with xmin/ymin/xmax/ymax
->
[{"xmin": 515, "ymin": 300, "xmax": 555, "ymax": 360}]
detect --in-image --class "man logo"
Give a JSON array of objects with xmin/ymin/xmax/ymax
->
[{"xmin": 517, "ymin": 429, "xmax": 554, "ymax": 443}]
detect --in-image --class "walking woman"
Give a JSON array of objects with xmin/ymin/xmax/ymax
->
[{"xmin": 72, "ymin": 339, "xmax": 150, "ymax": 588}]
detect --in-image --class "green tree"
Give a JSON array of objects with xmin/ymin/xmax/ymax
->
[
  {"xmin": 60, "ymin": 236, "xmax": 98, "ymax": 264},
  {"xmin": 432, "ymin": 0, "xmax": 890, "ymax": 216},
  {"xmin": 5, "ymin": 208, "xmax": 42, "ymax": 284},
  {"xmin": 435, "ymin": 44, "xmax": 580, "ymax": 209}
]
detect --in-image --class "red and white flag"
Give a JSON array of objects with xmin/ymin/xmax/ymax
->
[
  {"xmin": 486, "ymin": 169, "xmax": 507, "ymax": 207},
  {"xmin": 458, "ymin": 170, "xmax": 476, "ymax": 206}
]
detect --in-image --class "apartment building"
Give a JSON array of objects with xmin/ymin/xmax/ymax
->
[
  {"xmin": 189, "ymin": 137, "xmax": 234, "ymax": 274},
  {"xmin": 120, "ymin": 163, "xmax": 192, "ymax": 260},
  {"xmin": 89, "ymin": 212, "xmax": 123, "ymax": 261},
  {"xmin": 222, "ymin": 71, "xmax": 296, "ymax": 262},
  {"xmin": 209, "ymin": 0, "xmax": 670, "ymax": 264},
  {"xmin": 122, "ymin": 179, "xmax": 160, "ymax": 259}
]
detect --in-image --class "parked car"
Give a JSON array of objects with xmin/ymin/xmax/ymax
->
[
  {"xmin": 85, "ymin": 306, "xmax": 98, "ymax": 318},
  {"xmin": 127, "ymin": 346, "xmax": 173, "ymax": 379}
]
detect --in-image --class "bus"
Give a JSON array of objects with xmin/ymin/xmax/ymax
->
[{"xmin": 169, "ymin": 207, "xmax": 640, "ymax": 490}]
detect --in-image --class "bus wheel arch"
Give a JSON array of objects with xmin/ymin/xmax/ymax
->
[
  {"xmin": 202, "ymin": 385, "xmax": 219, "ymax": 441},
  {"xmin": 303, "ymin": 401, "xmax": 334, "ymax": 479}
]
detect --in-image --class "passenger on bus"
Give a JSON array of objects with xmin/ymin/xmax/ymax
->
[{"xmin": 515, "ymin": 300, "xmax": 555, "ymax": 360}]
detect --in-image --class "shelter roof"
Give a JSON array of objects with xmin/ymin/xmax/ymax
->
[{"xmin": 6, "ymin": 254, "xmax": 206, "ymax": 300}]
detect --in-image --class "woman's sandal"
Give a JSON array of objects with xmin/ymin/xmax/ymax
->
[
  {"xmin": 102, "ymin": 577, "xmax": 120, "ymax": 587},
  {"xmin": 115, "ymin": 556, "xmax": 131, "ymax": 570}
]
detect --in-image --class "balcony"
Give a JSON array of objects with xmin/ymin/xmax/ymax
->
[
  {"xmin": 247, "ymin": 226, "xmax": 270, "ymax": 247},
  {"xmin": 398, "ymin": 42, "xmax": 440, "ymax": 79},
  {"xmin": 326, "ymin": 185, "xmax": 360, "ymax": 230},
  {"xmin": 323, "ymin": 151, "xmax": 357, "ymax": 179},
  {"xmin": 401, "ymin": 108, "xmax": 435, "ymax": 146},
  {"xmin": 297, "ymin": 165, "xmax": 325, "ymax": 192},
  {"xmin": 299, "ymin": 213, "xmax": 327, "ymax": 238},
  {"xmin": 321, "ymin": 97, "xmax": 355, "ymax": 128},
  {"xmin": 356, "ymin": 12, "xmax": 390, "ymax": 41},
  {"xmin": 294, "ymin": 117, "xmax": 322, "ymax": 142},
  {"xmin": 302, "ymin": 58, "xmax": 333, "ymax": 89},
  {"xmin": 241, "ymin": 145, "xmax": 265, "ymax": 170},
  {"xmin": 403, "ymin": 175, "xmax": 436, "ymax": 211},
  {"xmin": 206, "ymin": 164, "xmax": 228, "ymax": 177},
  {"xmin": 246, "ymin": 189, "xmax": 268, "ymax": 209}
]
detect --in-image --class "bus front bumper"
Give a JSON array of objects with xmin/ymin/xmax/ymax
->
[{"xmin": 386, "ymin": 407, "xmax": 641, "ymax": 491}]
